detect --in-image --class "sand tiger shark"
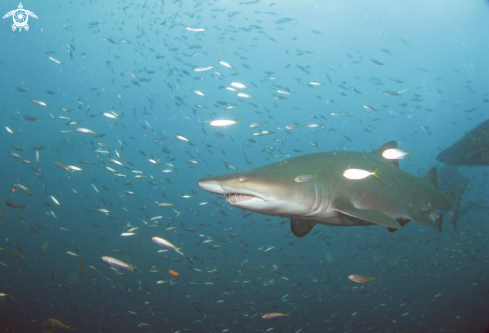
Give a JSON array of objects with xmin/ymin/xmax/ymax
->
[
  {"xmin": 437, "ymin": 118, "xmax": 489, "ymax": 166},
  {"xmin": 198, "ymin": 142, "xmax": 465, "ymax": 238}
]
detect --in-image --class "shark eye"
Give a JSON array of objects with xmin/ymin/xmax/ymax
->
[{"xmin": 239, "ymin": 177, "xmax": 245, "ymax": 182}]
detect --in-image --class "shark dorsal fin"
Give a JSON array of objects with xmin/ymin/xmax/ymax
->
[
  {"xmin": 423, "ymin": 168, "xmax": 438, "ymax": 189},
  {"xmin": 371, "ymin": 141, "xmax": 399, "ymax": 167}
]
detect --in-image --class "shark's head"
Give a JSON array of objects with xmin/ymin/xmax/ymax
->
[{"xmin": 198, "ymin": 162, "xmax": 328, "ymax": 217}]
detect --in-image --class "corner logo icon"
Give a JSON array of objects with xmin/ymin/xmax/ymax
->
[{"xmin": 3, "ymin": 3, "xmax": 37, "ymax": 32}]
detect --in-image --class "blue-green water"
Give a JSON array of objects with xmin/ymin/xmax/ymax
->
[{"xmin": 1, "ymin": 0, "xmax": 488, "ymax": 332}]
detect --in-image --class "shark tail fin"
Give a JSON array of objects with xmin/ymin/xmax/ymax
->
[{"xmin": 448, "ymin": 184, "xmax": 466, "ymax": 232}]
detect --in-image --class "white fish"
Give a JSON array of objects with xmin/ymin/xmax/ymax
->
[
  {"xmin": 193, "ymin": 66, "xmax": 214, "ymax": 72},
  {"xmin": 185, "ymin": 26, "xmax": 206, "ymax": 32},
  {"xmin": 343, "ymin": 168, "xmax": 379, "ymax": 180},
  {"xmin": 102, "ymin": 112, "xmax": 119, "ymax": 119},
  {"xmin": 219, "ymin": 60, "xmax": 235, "ymax": 70},
  {"xmin": 108, "ymin": 159, "xmax": 124, "ymax": 166},
  {"xmin": 191, "ymin": 89, "xmax": 205, "ymax": 97},
  {"xmin": 50, "ymin": 195, "xmax": 61, "ymax": 206},
  {"xmin": 236, "ymin": 92, "xmax": 255, "ymax": 99},
  {"xmin": 152, "ymin": 236, "xmax": 183, "ymax": 255},
  {"xmin": 382, "ymin": 149, "xmax": 412, "ymax": 160},
  {"xmin": 48, "ymin": 56, "xmax": 63, "ymax": 65},
  {"xmin": 67, "ymin": 165, "xmax": 83, "ymax": 172},
  {"xmin": 209, "ymin": 120, "xmax": 239, "ymax": 127},
  {"xmin": 4, "ymin": 126, "xmax": 14, "ymax": 135},
  {"xmin": 175, "ymin": 134, "xmax": 190, "ymax": 142},
  {"xmin": 230, "ymin": 82, "xmax": 249, "ymax": 89},
  {"xmin": 97, "ymin": 208, "xmax": 111, "ymax": 215},
  {"xmin": 76, "ymin": 128, "xmax": 96, "ymax": 134}
]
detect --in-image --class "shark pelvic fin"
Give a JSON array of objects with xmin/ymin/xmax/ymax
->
[
  {"xmin": 407, "ymin": 208, "xmax": 436, "ymax": 228},
  {"xmin": 290, "ymin": 218, "xmax": 317, "ymax": 238},
  {"xmin": 429, "ymin": 211, "xmax": 444, "ymax": 231},
  {"xmin": 334, "ymin": 201, "xmax": 401, "ymax": 229}
]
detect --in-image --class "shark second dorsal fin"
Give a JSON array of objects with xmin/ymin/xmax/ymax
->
[
  {"xmin": 423, "ymin": 168, "xmax": 438, "ymax": 189},
  {"xmin": 371, "ymin": 141, "xmax": 399, "ymax": 167},
  {"xmin": 290, "ymin": 218, "xmax": 317, "ymax": 238}
]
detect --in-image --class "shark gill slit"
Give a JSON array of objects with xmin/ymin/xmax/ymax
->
[{"xmin": 306, "ymin": 179, "xmax": 327, "ymax": 217}]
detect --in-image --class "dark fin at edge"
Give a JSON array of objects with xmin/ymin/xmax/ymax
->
[
  {"xmin": 388, "ymin": 219, "xmax": 411, "ymax": 233},
  {"xmin": 290, "ymin": 218, "xmax": 317, "ymax": 238},
  {"xmin": 448, "ymin": 184, "xmax": 466, "ymax": 232},
  {"xmin": 371, "ymin": 141, "xmax": 399, "ymax": 167}
]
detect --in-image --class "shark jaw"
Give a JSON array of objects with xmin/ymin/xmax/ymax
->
[
  {"xmin": 197, "ymin": 175, "xmax": 320, "ymax": 216},
  {"xmin": 197, "ymin": 178, "xmax": 266, "ymax": 210}
]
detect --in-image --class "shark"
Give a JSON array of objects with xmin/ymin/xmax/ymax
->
[
  {"xmin": 436, "ymin": 118, "xmax": 489, "ymax": 166},
  {"xmin": 198, "ymin": 142, "xmax": 465, "ymax": 238}
]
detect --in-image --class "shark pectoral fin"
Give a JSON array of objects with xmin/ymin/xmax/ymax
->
[
  {"xmin": 334, "ymin": 201, "xmax": 401, "ymax": 229},
  {"xmin": 407, "ymin": 208, "xmax": 436, "ymax": 228},
  {"xmin": 290, "ymin": 218, "xmax": 317, "ymax": 238}
]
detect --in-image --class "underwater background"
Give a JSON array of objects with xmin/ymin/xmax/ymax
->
[{"xmin": 0, "ymin": 0, "xmax": 488, "ymax": 332}]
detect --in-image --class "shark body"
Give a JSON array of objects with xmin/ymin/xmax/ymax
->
[
  {"xmin": 198, "ymin": 142, "xmax": 464, "ymax": 238},
  {"xmin": 437, "ymin": 118, "xmax": 489, "ymax": 166}
]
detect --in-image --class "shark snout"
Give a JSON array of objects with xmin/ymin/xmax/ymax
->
[{"xmin": 198, "ymin": 178, "xmax": 224, "ymax": 194}]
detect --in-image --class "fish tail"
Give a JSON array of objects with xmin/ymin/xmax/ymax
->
[
  {"xmin": 371, "ymin": 276, "xmax": 377, "ymax": 285},
  {"xmin": 176, "ymin": 247, "xmax": 183, "ymax": 255},
  {"xmin": 408, "ymin": 150, "xmax": 413, "ymax": 159},
  {"xmin": 448, "ymin": 184, "xmax": 466, "ymax": 232},
  {"xmin": 372, "ymin": 168, "xmax": 380, "ymax": 179},
  {"xmin": 237, "ymin": 119, "xmax": 241, "ymax": 126}
]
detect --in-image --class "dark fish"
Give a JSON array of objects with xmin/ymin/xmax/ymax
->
[
  {"xmin": 5, "ymin": 199, "xmax": 27, "ymax": 209},
  {"xmin": 23, "ymin": 115, "xmax": 39, "ymax": 122},
  {"xmin": 369, "ymin": 59, "xmax": 384, "ymax": 65}
]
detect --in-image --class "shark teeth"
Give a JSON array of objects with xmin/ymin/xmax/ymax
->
[{"xmin": 227, "ymin": 193, "xmax": 256, "ymax": 205}]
